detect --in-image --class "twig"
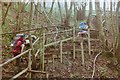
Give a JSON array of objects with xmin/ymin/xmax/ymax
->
[
  {"xmin": 42, "ymin": 6, "xmax": 55, "ymax": 25},
  {"xmin": 2, "ymin": 3, "xmax": 11, "ymax": 26},
  {"xmin": 91, "ymin": 51, "xmax": 103, "ymax": 78}
]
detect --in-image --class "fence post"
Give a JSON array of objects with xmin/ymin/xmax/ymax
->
[
  {"xmin": 88, "ymin": 29, "xmax": 91, "ymax": 56},
  {"xmin": 73, "ymin": 26, "xmax": 75, "ymax": 59},
  {"xmin": 42, "ymin": 32, "xmax": 45, "ymax": 71},
  {"xmin": 60, "ymin": 40, "xmax": 63, "ymax": 63},
  {"xmin": 28, "ymin": 50, "xmax": 32, "ymax": 78},
  {"xmin": 81, "ymin": 40, "xmax": 84, "ymax": 65}
]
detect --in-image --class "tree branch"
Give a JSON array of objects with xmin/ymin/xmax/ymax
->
[
  {"xmin": 92, "ymin": 51, "xmax": 103, "ymax": 78},
  {"xmin": 2, "ymin": 3, "xmax": 11, "ymax": 26}
]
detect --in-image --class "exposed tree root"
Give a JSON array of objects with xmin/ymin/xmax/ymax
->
[{"xmin": 92, "ymin": 51, "xmax": 103, "ymax": 78}]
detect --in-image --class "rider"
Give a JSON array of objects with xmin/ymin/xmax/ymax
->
[
  {"xmin": 12, "ymin": 35, "xmax": 25, "ymax": 66},
  {"xmin": 77, "ymin": 21, "xmax": 88, "ymax": 37}
]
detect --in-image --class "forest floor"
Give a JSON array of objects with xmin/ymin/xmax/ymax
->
[
  {"xmin": 2, "ymin": 43, "xmax": 118, "ymax": 79},
  {"xmin": 44, "ymin": 50, "xmax": 118, "ymax": 78}
]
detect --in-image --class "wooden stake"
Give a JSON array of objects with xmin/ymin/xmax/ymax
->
[
  {"xmin": 60, "ymin": 40, "xmax": 63, "ymax": 63},
  {"xmin": 73, "ymin": 2, "xmax": 77, "ymax": 59},
  {"xmin": 52, "ymin": 55, "xmax": 55, "ymax": 64},
  {"xmin": 42, "ymin": 32, "xmax": 45, "ymax": 71},
  {"xmin": 28, "ymin": 50, "xmax": 32, "ymax": 78},
  {"xmin": 73, "ymin": 26, "xmax": 75, "ymax": 59},
  {"xmin": 46, "ymin": 73, "xmax": 49, "ymax": 79},
  {"xmin": 88, "ymin": 29, "xmax": 91, "ymax": 56},
  {"xmin": 81, "ymin": 41, "xmax": 84, "ymax": 65}
]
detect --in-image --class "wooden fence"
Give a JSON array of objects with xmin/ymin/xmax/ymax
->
[{"xmin": 0, "ymin": 26, "xmax": 94, "ymax": 79}]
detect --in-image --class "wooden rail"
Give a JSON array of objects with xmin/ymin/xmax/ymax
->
[
  {"xmin": 0, "ymin": 49, "xmax": 31, "ymax": 67},
  {"xmin": 1, "ymin": 27, "xmax": 74, "ymax": 79},
  {"xmin": 32, "ymin": 38, "xmax": 40, "ymax": 46},
  {"xmin": 45, "ymin": 28, "xmax": 73, "ymax": 35},
  {"xmin": 44, "ymin": 37, "xmax": 72, "ymax": 47},
  {"xmin": 1, "ymin": 27, "xmax": 46, "ymax": 35},
  {"xmin": 60, "ymin": 40, "xmax": 63, "ymax": 63},
  {"xmin": 0, "ymin": 49, "xmax": 31, "ymax": 80},
  {"xmin": 1, "ymin": 27, "xmax": 73, "ymax": 35},
  {"xmin": 10, "ymin": 68, "xmax": 28, "ymax": 80}
]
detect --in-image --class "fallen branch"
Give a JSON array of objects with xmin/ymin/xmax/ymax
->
[
  {"xmin": 28, "ymin": 70, "xmax": 48, "ymax": 74},
  {"xmin": 91, "ymin": 51, "xmax": 103, "ymax": 78},
  {"xmin": 28, "ymin": 70, "xmax": 49, "ymax": 78}
]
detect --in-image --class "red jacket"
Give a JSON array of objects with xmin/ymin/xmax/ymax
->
[
  {"xmin": 13, "ymin": 41, "xmax": 22, "ymax": 53},
  {"xmin": 13, "ymin": 37, "xmax": 25, "ymax": 54}
]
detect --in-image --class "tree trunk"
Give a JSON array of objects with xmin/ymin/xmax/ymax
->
[
  {"xmin": 110, "ymin": 1, "xmax": 115, "ymax": 48},
  {"xmin": 2, "ymin": 3, "xmax": 5, "ymax": 26},
  {"xmin": 49, "ymin": 0, "xmax": 55, "ymax": 17},
  {"xmin": 87, "ymin": 0, "xmax": 92, "ymax": 27},
  {"xmin": 116, "ymin": 1, "xmax": 120, "ymax": 77},
  {"xmin": 20, "ymin": 3, "xmax": 25, "ymax": 29},
  {"xmin": 81, "ymin": 5, "xmax": 86, "ymax": 20},
  {"xmin": 65, "ymin": 0, "xmax": 68, "ymax": 17},
  {"xmin": 74, "ymin": 2, "xmax": 77, "ymax": 27},
  {"xmin": 64, "ymin": 0, "xmax": 69, "ymax": 26},
  {"xmin": 103, "ymin": 1, "xmax": 109, "ymax": 49},
  {"xmin": 35, "ymin": 3, "xmax": 38, "ymax": 28},
  {"xmin": 16, "ymin": 3, "xmax": 19, "ymax": 32},
  {"xmin": 43, "ymin": 0, "xmax": 46, "ymax": 9},
  {"xmin": 2, "ymin": 3, "xmax": 11, "ymax": 26},
  {"xmin": 16, "ymin": 2, "xmax": 22, "ymax": 32},
  {"xmin": 64, "ymin": 0, "xmax": 73, "ymax": 26},
  {"xmin": 77, "ymin": 2, "xmax": 87, "ymax": 21},
  {"xmin": 58, "ymin": 0, "xmax": 63, "ymax": 24},
  {"xmin": 95, "ymin": 1, "xmax": 104, "ymax": 44}
]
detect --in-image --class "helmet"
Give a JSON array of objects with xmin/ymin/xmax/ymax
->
[{"xmin": 79, "ymin": 21, "xmax": 88, "ymax": 29}]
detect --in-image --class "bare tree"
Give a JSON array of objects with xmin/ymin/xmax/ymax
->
[
  {"xmin": 43, "ymin": 0, "xmax": 46, "ymax": 9},
  {"xmin": 87, "ymin": 0, "xmax": 92, "ymax": 27},
  {"xmin": 95, "ymin": 1, "xmax": 104, "ymax": 43},
  {"xmin": 64, "ymin": 0, "xmax": 69, "ymax": 26},
  {"xmin": 58, "ymin": 0, "xmax": 63, "ymax": 23},
  {"xmin": 34, "ymin": 2, "xmax": 39, "ymax": 28},
  {"xmin": 16, "ymin": 2, "xmax": 22, "ymax": 32},
  {"xmin": 49, "ymin": 0, "xmax": 55, "ymax": 16},
  {"xmin": 2, "ymin": 3, "xmax": 11, "ymax": 26},
  {"xmin": 76, "ymin": 0, "xmax": 87, "ymax": 21},
  {"xmin": 64, "ymin": 0, "xmax": 73, "ymax": 26}
]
